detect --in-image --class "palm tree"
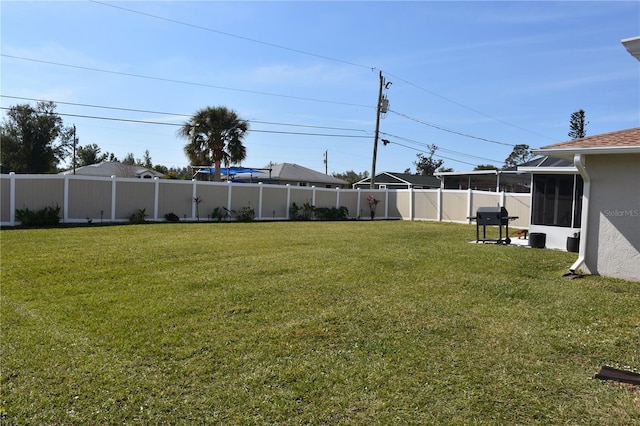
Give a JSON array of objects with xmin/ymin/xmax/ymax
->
[{"xmin": 178, "ymin": 106, "xmax": 249, "ymax": 181}]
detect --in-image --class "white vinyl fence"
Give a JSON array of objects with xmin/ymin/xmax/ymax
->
[{"xmin": 1, "ymin": 173, "xmax": 531, "ymax": 227}]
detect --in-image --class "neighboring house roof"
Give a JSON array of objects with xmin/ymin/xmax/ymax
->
[
  {"xmin": 434, "ymin": 158, "xmax": 577, "ymax": 192},
  {"xmin": 510, "ymin": 156, "xmax": 573, "ymax": 169},
  {"xmin": 516, "ymin": 156, "xmax": 577, "ymax": 174},
  {"xmin": 60, "ymin": 161, "xmax": 164, "ymax": 178},
  {"xmin": 534, "ymin": 127, "xmax": 640, "ymax": 158},
  {"xmin": 354, "ymin": 172, "xmax": 441, "ymax": 188},
  {"xmin": 235, "ymin": 163, "xmax": 346, "ymax": 186},
  {"xmin": 435, "ymin": 157, "xmax": 573, "ymax": 177}
]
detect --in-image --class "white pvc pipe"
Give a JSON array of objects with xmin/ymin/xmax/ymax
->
[{"xmin": 571, "ymin": 153, "xmax": 590, "ymax": 273}]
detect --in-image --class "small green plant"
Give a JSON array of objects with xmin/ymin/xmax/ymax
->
[
  {"xmin": 193, "ymin": 196, "xmax": 203, "ymax": 221},
  {"xmin": 165, "ymin": 212, "xmax": 180, "ymax": 222},
  {"xmin": 315, "ymin": 206, "xmax": 349, "ymax": 221},
  {"xmin": 290, "ymin": 201, "xmax": 315, "ymax": 221},
  {"xmin": 15, "ymin": 204, "xmax": 61, "ymax": 227},
  {"xmin": 289, "ymin": 202, "xmax": 301, "ymax": 220},
  {"xmin": 129, "ymin": 208, "xmax": 148, "ymax": 224},
  {"xmin": 224, "ymin": 206, "xmax": 255, "ymax": 222},
  {"xmin": 302, "ymin": 202, "xmax": 315, "ymax": 220},
  {"xmin": 212, "ymin": 207, "xmax": 228, "ymax": 223},
  {"xmin": 235, "ymin": 206, "xmax": 255, "ymax": 222}
]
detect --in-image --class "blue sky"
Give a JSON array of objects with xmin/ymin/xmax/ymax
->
[{"xmin": 2, "ymin": 1, "xmax": 639, "ymax": 175}]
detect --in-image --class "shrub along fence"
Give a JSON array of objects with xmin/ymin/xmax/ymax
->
[{"xmin": 0, "ymin": 173, "xmax": 530, "ymax": 227}]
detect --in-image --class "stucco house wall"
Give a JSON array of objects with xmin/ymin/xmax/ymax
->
[
  {"xmin": 582, "ymin": 154, "xmax": 640, "ymax": 280},
  {"xmin": 533, "ymin": 127, "xmax": 640, "ymax": 281}
]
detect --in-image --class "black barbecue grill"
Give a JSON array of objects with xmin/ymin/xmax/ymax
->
[{"xmin": 468, "ymin": 206, "xmax": 519, "ymax": 244}]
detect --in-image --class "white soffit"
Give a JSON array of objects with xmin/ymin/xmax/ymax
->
[{"xmin": 622, "ymin": 36, "xmax": 640, "ymax": 61}]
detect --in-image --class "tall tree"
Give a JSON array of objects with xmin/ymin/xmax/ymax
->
[
  {"xmin": 503, "ymin": 144, "xmax": 533, "ymax": 169},
  {"xmin": 0, "ymin": 101, "xmax": 72, "ymax": 173},
  {"xmin": 474, "ymin": 164, "xmax": 499, "ymax": 171},
  {"xmin": 122, "ymin": 153, "xmax": 136, "ymax": 165},
  {"xmin": 76, "ymin": 143, "xmax": 108, "ymax": 166},
  {"xmin": 414, "ymin": 144, "xmax": 444, "ymax": 176},
  {"xmin": 143, "ymin": 149, "xmax": 153, "ymax": 169},
  {"xmin": 178, "ymin": 106, "xmax": 249, "ymax": 181},
  {"xmin": 332, "ymin": 170, "xmax": 369, "ymax": 188},
  {"xmin": 568, "ymin": 109, "xmax": 588, "ymax": 139}
]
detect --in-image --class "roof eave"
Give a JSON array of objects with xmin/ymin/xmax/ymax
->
[
  {"xmin": 518, "ymin": 166, "xmax": 577, "ymax": 174},
  {"xmin": 622, "ymin": 36, "xmax": 640, "ymax": 61},
  {"xmin": 533, "ymin": 146, "xmax": 640, "ymax": 158},
  {"xmin": 435, "ymin": 170, "xmax": 498, "ymax": 177}
]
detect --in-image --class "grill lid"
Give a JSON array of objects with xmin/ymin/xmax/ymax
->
[
  {"xmin": 475, "ymin": 206, "xmax": 509, "ymax": 224},
  {"xmin": 476, "ymin": 206, "xmax": 508, "ymax": 216}
]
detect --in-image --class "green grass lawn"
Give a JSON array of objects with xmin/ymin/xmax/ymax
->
[{"xmin": 2, "ymin": 221, "xmax": 639, "ymax": 424}]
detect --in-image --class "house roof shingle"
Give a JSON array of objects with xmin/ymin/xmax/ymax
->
[
  {"xmin": 59, "ymin": 161, "xmax": 164, "ymax": 178},
  {"xmin": 539, "ymin": 127, "xmax": 640, "ymax": 150},
  {"xmin": 233, "ymin": 163, "xmax": 346, "ymax": 186},
  {"xmin": 270, "ymin": 163, "xmax": 346, "ymax": 185}
]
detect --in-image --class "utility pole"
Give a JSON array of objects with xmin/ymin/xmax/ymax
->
[
  {"xmin": 324, "ymin": 150, "xmax": 328, "ymax": 174},
  {"xmin": 370, "ymin": 71, "xmax": 390, "ymax": 189},
  {"xmin": 73, "ymin": 125, "xmax": 77, "ymax": 175}
]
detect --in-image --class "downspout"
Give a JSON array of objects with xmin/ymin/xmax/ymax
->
[{"xmin": 571, "ymin": 153, "xmax": 590, "ymax": 273}]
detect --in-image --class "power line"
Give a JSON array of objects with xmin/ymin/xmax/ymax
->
[
  {"xmin": 1, "ymin": 95, "xmax": 371, "ymax": 134},
  {"xmin": 90, "ymin": 0, "xmax": 374, "ymax": 71},
  {"xmin": 1, "ymin": 95, "xmax": 502, "ymax": 166},
  {"xmin": 0, "ymin": 55, "xmax": 547, "ymax": 148},
  {"xmin": 382, "ymin": 71, "xmax": 556, "ymax": 141},
  {"xmin": 0, "ymin": 107, "xmax": 179, "ymax": 127},
  {"xmin": 251, "ymin": 129, "xmax": 369, "ymax": 138},
  {"xmin": 1, "ymin": 95, "xmax": 190, "ymax": 118},
  {"xmin": 388, "ymin": 109, "xmax": 516, "ymax": 147},
  {"xmin": 0, "ymin": 105, "xmax": 495, "ymax": 169},
  {"xmin": 1, "ymin": 54, "xmax": 373, "ymax": 109},
  {"xmin": 0, "ymin": 106, "xmax": 371, "ymax": 139},
  {"xmin": 385, "ymin": 139, "xmax": 478, "ymax": 167},
  {"xmin": 88, "ymin": 0, "xmax": 552, "ymax": 141},
  {"xmin": 379, "ymin": 131, "xmax": 502, "ymax": 164},
  {"xmin": 4, "ymin": 3, "xmax": 554, "ymax": 143}
]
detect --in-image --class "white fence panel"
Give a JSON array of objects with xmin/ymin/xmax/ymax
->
[{"xmin": 1, "ymin": 173, "xmax": 531, "ymax": 228}]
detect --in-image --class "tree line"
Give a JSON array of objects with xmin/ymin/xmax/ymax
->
[{"xmin": 1, "ymin": 101, "xmax": 588, "ymax": 183}]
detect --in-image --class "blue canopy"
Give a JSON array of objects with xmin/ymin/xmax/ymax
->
[{"xmin": 198, "ymin": 167, "xmax": 264, "ymax": 175}]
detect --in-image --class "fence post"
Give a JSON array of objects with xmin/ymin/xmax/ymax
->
[
  {"xmin": 111, "ymin": 175, "xmax": 117, "ymax": 221},
  {"xmin": 63, "ymin": 174, "xmax": 69, "ymax": 223},
  {"xmin": 384, "ymin": 187, "xmax": 389, "ymax": 219},
  {"xmin": 312, "ymin": 186, "xmax": 316, "ymax": 206},
  {"xmin": 154, "ymin": 177, "xmax": 160, "ymax": 221},
  {"xmin": 467, "ymin": 188, "xmax": 473, "ymax": 223},
  {"xmin": 258, "ymin": 182, "xmax": 263, "ymax": 220},
  {"xmin": 409, "ymin": 187, "xmax": 414, "ymax": 221},
  {"xmin": 335, "ymin": 187, "xmax": 340, "ymax": 208},
  {"xmin": 9, "ymin": 172, "xmax": 16, "ymax": 225},
  {"xmin": 285, "ymin": 184, "xmax": 291, "ymax": 220},
  {"xmin": 227, "ymin": 181, "xmax": 233, "ymax": 215},
  {"xmin": 356, "ymin": 188, "xmax": 361, "ymax": 219},
  {"xmin": 191, "ymin": 180, "xmax": 198, "ymax": 220},
  {"xmin": 437, "ymin": 188, "xmax": 442, "ymax": 222},
  {"xmin": 286, "ymin": 184, "xmax": 291, "ymax": 220}
]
